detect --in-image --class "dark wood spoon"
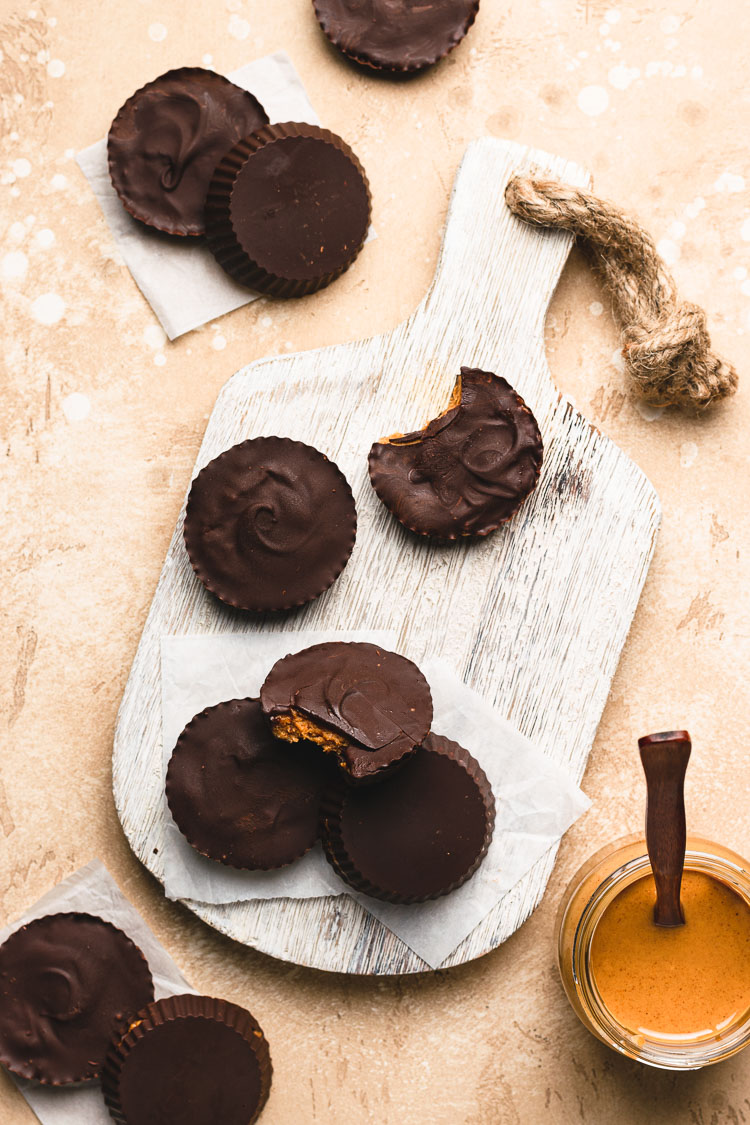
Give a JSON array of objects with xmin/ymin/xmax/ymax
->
[{"xmin": 638, "ymin": 730, "xmax": 692, "ymax": 927}]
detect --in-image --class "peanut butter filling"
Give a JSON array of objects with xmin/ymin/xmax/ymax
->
[
  {"xmin": 377, "ymin": 374, "xmax": 463, "ymax": 445},
  {"xmin": 271, "ymin": 710, "xmax": 349, "ymax": 756}
]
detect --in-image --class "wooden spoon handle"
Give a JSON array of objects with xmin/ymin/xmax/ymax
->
[{"xmin": 638, "ymin": 730, "xmax": 692, "ymax": 927}]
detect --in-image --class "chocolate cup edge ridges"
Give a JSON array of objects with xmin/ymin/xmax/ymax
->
[
  {"xmin": 102, "ymin": 993, "xmax": 272, "ymax": 1125},
  {"xmin": 204, "ymin": 121, "xmax": 371, "ymax": 297},
  {"xmin": 321, "ymin": 732, "xmax": 495, "ymax": 903}
]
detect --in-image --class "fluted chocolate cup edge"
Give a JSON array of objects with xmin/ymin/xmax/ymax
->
[
  {"xmin": 102, "ymin": 993, "xmax": 272, "ymax": 1125},
  {"xmin": 321, "ymin": 731, "xmax": 495, "ymax": 903},
  {"xmin": 204, "ymin": 121, "xmax": 371, "ymax": 297}
]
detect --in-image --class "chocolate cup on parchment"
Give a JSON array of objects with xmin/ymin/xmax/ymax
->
[
  {"xmin": 166, "ymin": 698, "xmax": 329, "ymax": 870},
  {"xmin": 260, "ymin": 641, "xmax": 433, "ymax": 785},
  {"xmin": 0, "ymin": 912, "xmax": 154, "ymax": 1085},
  {"xmin": 107, "ymin": 67, "xmax": 268, "ymax": 237},
  {"xmin": 321, "ymin": 732, "xmax": 495, "ymax": 903},
  {"xmin": 183, "ymin": 436, "xmax": 357, "ymax": 613},
  {"xmin": 312, "ymin": 0, "xmax": 480, "ymax": 73},
  {"xmin": 102, "ymin": 994, "xmax": 272, "ymax": 1125},
  {"xmin": 205, "ymin": 122, "xmax": 371, "ymax": 296}
]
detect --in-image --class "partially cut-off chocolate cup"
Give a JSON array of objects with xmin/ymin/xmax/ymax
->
[
  {"xmin": 102, "ymin": 994, "xmax": 272, "ymax": 1125},
  {"xmin": 205, "ymin": 122, "xmax": 371, "ymax": 296},
  {"xmin": 312, "ymin": 0, "xmax": 481, "ymax": 73}
]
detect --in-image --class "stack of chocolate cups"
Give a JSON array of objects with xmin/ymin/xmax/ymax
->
[
  {"xmin": 0, "ymin": 913, "xmax": 272, "ymax": 1124},
  {"xmin": 166, "ymin": 641, "xmax": 496, "ymax": 904},
  {"xmin": 107, "ymin": 69, "xmax": 371, "ymax": 297}
]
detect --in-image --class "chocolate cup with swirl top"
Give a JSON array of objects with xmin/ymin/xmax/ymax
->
[
  {"xmin": 0, "ymin": 913, "xmax": 154, "ymax": 1085},
  {"xmin": 166, "ymin": 698, "xmax": 330, "ymax": 870},
  {"xmin": 260, "ymin": 641, "xmax": 433, "ymax": 784},
  {"xmin": 368, "ymin": 367, "xmax": 543, "ymax": 539},
  {"xmin": 102, "ymin": 994, "xmax": 272, "ymax": 1125},
  {"xmin": 322, "ymin": 732, "xmax": 495, "ymax": 903},
  {"xmin": 205, "ymin": 122, "xmax": 371, "ymax": 297},
  {"xmin": 107, "ymin": 67, "xmax": 268, "ymax": 236},
  {"xmin": 312, "ymin": 0, "xmax": 480, "ymax": 73},
  {"xmin": 183, "ymin": 437, "xmax": 357, "ymax": 613}
]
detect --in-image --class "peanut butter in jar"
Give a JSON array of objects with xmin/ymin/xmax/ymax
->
[{"xmin": 557, "ymin": 836, "xmax": 750, "ymax": 1069}]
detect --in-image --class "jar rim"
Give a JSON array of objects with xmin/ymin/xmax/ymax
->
[{"xmin": 569, "ymin": 843, "xmax": 750, "ymax": 1070}]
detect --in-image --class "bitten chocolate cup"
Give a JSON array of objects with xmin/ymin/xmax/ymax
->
[
  {"xmin": 368, "ymin": 367, "xmax": 544, "ymax": 539},
  {"xmin": 0, "ymin": 913, "xmax": 154, "ymax": 1085},
  {"xmin": 166, "ymin": 698, "xmax": 329, "ymax": 870},
  {"xmin": 107, "ymin": 67, "xmax": 268, "ymax": 237},
  {"xmin": 102, "ymin": 994, "xmax": 272, "ymax": 1125},
  {"xmin": 183, "ymin": 436, "xmax": 357, "ymax": 613},
  {"xmin": 260, "ymin": 641, "xmax": 433, "ymax": 784},
  {"xmin": 312, "ymin": 0, "xmax": 480, "ymax": 73},
  {"xmin": 322, "ymin": 732, "xmax": 495, "ymax": 902},
  {"xmin": 205, "ymin": 122, "xmax": 371, "ymax": 297}
]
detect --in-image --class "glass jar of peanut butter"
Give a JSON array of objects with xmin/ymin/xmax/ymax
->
[{"xmin": 557, "ymin": 834, "xmax": 750, "ymax": 1069}]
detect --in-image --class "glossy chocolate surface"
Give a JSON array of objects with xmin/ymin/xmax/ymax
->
[
  {"xmin": 205, "ymin": 122, "xmax": 371, "ymax": 296},
  {"xmin": 0, "ymin": 913, "xmax": 154, "ymax": 1084},
  {"xmin": 108, "ymin": 68, "xmax": 268, "ymax": 236},
  {"xmin": 322, "ymin": 732, "xmax": 495, "ymax": 902},
  {"xmin": 313, "ymin": 0, "xmax": 480, "ymax": 71},
  {"xmin": 260, "ymin": 641, "xmax": 432, "ymax": 782},
  {"xmin": 183, "ymin": 436, "xmax": 357, "ymax": 612},
  {"xmin": 368, "ymin": 367, "xmax": 543, "ymax": 538},
  {"xmin": 166, "ymin": 698, "xmax": 328, "ymax": 869},
  {"xmin": 103, "ymin": 994, "xmax": 271, "ymax": 1125}
]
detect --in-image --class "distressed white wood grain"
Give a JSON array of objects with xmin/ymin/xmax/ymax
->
[{"xmin": 113, "ymin": 138, "xmax": 660, "ymax": 974}]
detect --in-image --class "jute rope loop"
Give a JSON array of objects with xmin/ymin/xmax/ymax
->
[{"xmin": 505, "ymin": 174, "xmax": 738, "ymax": 409}]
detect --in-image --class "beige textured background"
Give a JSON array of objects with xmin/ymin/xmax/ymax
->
[{"xmin": 2, "ymin": 0, "xmax": 749, "ymax": 1121}]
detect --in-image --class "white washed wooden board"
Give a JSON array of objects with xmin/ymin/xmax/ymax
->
[{"xmin": 114, "ymin": 138, "xmax": 660, "ymax": 974}]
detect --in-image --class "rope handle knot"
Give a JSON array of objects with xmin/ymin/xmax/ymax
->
[{"xmin": 505, "ymin": 174, "xmax": 738, "ymax": 409}]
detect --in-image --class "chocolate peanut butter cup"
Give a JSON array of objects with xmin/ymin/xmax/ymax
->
[
  {"xmin": 166, "ymin": 698, "xmax": 328, "ymax": 870},
  {"xmin": 322, "ymin": 732, "xmax": 495, "ymax": 902},
  {"xmin": 0, "ymin": 913, "xmax": 154, "ymax": 1085},
  {"xmin": 368, "ymin": 367, "xmax": 543, "ymax": 539},
  {"xmin": 260, "ymin": 641, "xmax": 432, "ymax": 784},
  {"xmin": 183, "ymin": 436, "xmax": 357, "ymax": 613},
  {"xmin": 205, "ymin": 122, "xmax": 371, "ymax": 296},
  {"xmin": 312, "ymin": 0, "xmax": 480, "ymax": 73},
  {"xmin": 102, "ymin": 994, "xmax": 272, "ymax": 1125},
  {"xmin": 108, "ymin": 68, "xmax": 268, "ymax": 236}
]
